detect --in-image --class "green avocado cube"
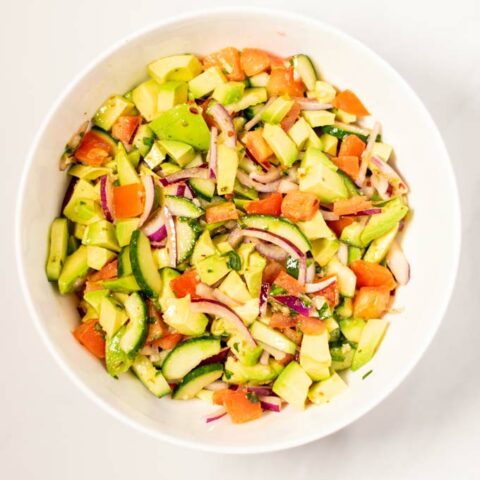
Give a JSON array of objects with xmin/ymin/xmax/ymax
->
[
  {"xmin": 298, "ymin": 210, "xmax": 336, "ymax": 241},
  {"xmin": 339, "ymin": 317, "xmax": 366, "ymax": 344},
  {"xmin": 226, "ymin": 88, "xmax": 268, "ymax": 113},
  {"xmin": 116, "ymin": 143, "xmax": 140, "ymax": 185},
  {"xmin": 148, "ymin": 54, "xmax": 202, "ymax": 84},
  {"xmin": 262, "ymin": 123, "xmax": 298, "ymax": 167},
  {"xmin": 93, "ymin": 95, "xmax": 134, "ymax": 131},
  {"xmin": 303, "ymin": 110, "xmax": 335, "ymax": 128},
  {"xmin": 132, "ymin": 80, "xmax": 163, "ymax": 122},
  {"xmin": 84, "ymin": 288, "xmax": 109, "ymax": 313},
  {"xmin": 191, "ymin": 230, "xmax": 217, "ymax": 266},
  {"xmin": 143, "ymin": 141, "xmax": 167, "ymax": 170},
  {"xmin": 227, "ymin": 336, "xmax": 263, "ymax": 366},
  {"xmin": 300, "ymin": 331, "xmax": 332, "ymax": 381},
  {"xmin": 272, "ymin": 361, "xmax": 312, "ymax": 410},
  {"xmin": 83, "ymin": 220, "xmax": 120, "ymax": 252},
  {"xmin": 351, "ymin": 319, "xmax": 388, "ymax": 371},
  {"xmin": 288, "ymin": 117, "xmax": 311, "ymax": 149},
  {"xmin": 219, "ymin": 271, "xmax": 252, "ymax": 304},
  {"xmin": 163, "ymin": 296, "xmax": 208, "ymax": 336},
  {"xmin": 312, "ymin": 238, "xmax": 339, "ymax": 266},
  {"xmin": 99, "ymin": 296, "xmax": 128, "ymax": 337},
  {"xmin": 115, "ymin": 219, "xmax": 139, "ymax": 247},
  {"xmin": 243, "ymin": 251, "xmax": 266, "ymax": 298},
  {"xmin": 232, "ymin": 298, "xmax": 260, "ymax": 325},
  {"xmin": 363, "ymin": 224, "xmax": 399, "ymax": 263},
  {"xmin": 212, "ymin": 81, "xmax": 245, "ymax": 105},
  {"xmin": 157, "ymin": 81, "xmax": 188, "ymax": 112},
  {"xmin": 196, "ymin": 254, "xmax": 230, "ymax": 285},
  {"xmin": 132, "ymin": 124, "xmax": 155, "ymax": 157},
  {"xmin": 223, "ymin": 356, "xmax": 283, "ymax": 385},
  {"xmin": 102, "ymin": 275, "xmax": 140, "ymax": 293},
  {"xmin": 86, "ymin": 245, "xmax": 116, "ymax": 270},
  {"xmin": 159, "ymin": 140, "xmax": 195, "ymax": 167},
  {"xmin": 216, "ymin": 144, "xmax": 239, "ymax": 195},
  {"xmin": 308, "ymin": 372, "xmax": 348, "ymax": 404},
  {"xmin": 320, "ymin": 133, "xmax": 338, "ymax": 155},
  {"xmin": 58, "ymin": 245, "xmax": 90, "ymax": 294},
  {"xmin": 260, "ymin": 97, "xmax": 294, "ymax": 124},
  {"xmin": 188, "ymin": 66, "xmax": 227, "ymax": 99},
  {"xmin": 371, "ymin": 142, "xmax": 393, "ymax": 162}
]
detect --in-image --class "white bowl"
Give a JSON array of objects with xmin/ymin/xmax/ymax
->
[{"xmin": 16, "ymin": 7, "xmax": 460, "ymax": 454}]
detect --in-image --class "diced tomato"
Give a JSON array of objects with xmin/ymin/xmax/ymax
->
[
  {"xmin": 269, "ymin": 54, "xmax": 286, "ymax": 70},
  {"xmin": 84, "ymin": 281, "xmax": 104, "ymax": 293},
  {"xmin": 74, "ymin": 130, "xmax": 113, "ymax": 166},
  {"xmin": 282, "ymin": 327, "xmax": 303, "ymax": 344},
  {"xmin": 88, "ymin": 259, "xmax": 118, "ymax": 282},
  {"xmin": 245, "ymin": 192, "xmax": 283, "ymax": 216},
  {"xmin": 277, "ymin": 353, "xmax": 294, "ymax": 366},
  {"xmin": 353, "ymin": 286, "xmax": 390, "ymax": 319},
  {"xmin": 170, "ymin": 270, "xmax": 200, "ymax": 299},
  {"xmin": 281, "ymin": 191, "xmax": 319, "ymax": 222},
  {"xmin": 152, "ymin": 333, "xmax": 184, "ymax": 350},
  {"xmin": 223, "ymin": 389, "xmax": 263, "ymax": 424},
  {"xmin": 240, "ymin": 48, "xmax": 271, "ymax": 76},
  {"xmin": 145, "ymin": 300, "xmax": 169, "ymax": 343},
  {"xmin": 243, "ymin": 129, "xmax": 273, "ymax": 165},
  {"xmin": 332, "ymin": 90, "xmax": 370, "ymax": 116},
  {"xmin": 203, "ymin": 47, "xmax": 245, "ymax": 81},
  {"xmin": 339, "ymin": 135, "xmax": 366, "ymax": 157},
  {"xmin": 312, "ymin": 275, "xmax": 339, "ymax": 308},
  {"xmin": 113, "ymin": 183, "xmax": 144, "ymax": 219},
  {"xmin": 267, "ymin": 67, "xmax": 305, "ymax": 97},
  {"xmin": 297, "ymin": 316, "xmax": 326, "ymax": 335},
  {"xmin": 333, "ymin": 196, "xmax": 373, "ymax": 216},
  {"xmin": 269, "ymin": 312, "xmax": 297, "ymax": 329},
  {"xmin": 262, "ymin": 260, "xmax": 284, "ymax": 284},
  {"xmin": 73, "ymin": 319, "xmax": 105, "ymax": 359},
  {"xmin": 326, "ymin": 217, "xmax": 355, "ymax": 237},
  {"xmin": 273, "ymin": 270, "xmax": 305, "ymax": 296},
  {"xmin": 280, "ymin": 102, "xmax": 301, "ymax": 132},
  {"xmin": 205, "ymin": 202, "xmax": 238, "ymax": 224},
  {"xmin": 350, "ymin": 260, "xmax": 397, "ymax": 291},
  {"xmin": 332, "ymin": 155, "xmax": 360, "ymax": 180},
  {"xmin": 111, "ymin": 115, "xmax": 142, "ymax": 145},
  {"xmin": 212, "ymin": 388, "xmax": 232, "ymax": 406}
]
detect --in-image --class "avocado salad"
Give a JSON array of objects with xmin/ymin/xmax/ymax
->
[{"xmin": 46, "ymin": 47, "xmax": 411, "ymax": 424}]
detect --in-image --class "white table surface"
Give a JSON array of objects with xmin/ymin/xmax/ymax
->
[{"xmin": 2, "ymin": 0, "xmax": 479, "ymax": 478}]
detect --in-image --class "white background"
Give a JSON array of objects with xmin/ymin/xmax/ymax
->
[{"xmin": 1, "ymin": 0, "xmax": 479, "ymax": 478}]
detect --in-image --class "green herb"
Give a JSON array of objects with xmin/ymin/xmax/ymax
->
[
  {"xmin": 317, "ymin": 302, "xmax": 330, "ymax": 320},
  {"xmin": 233, "ymin": 342, "xmax": 239, "ymax": 352},
  {"xmin": 270, "ymin": 284, "xmax": 288, "ymax": 296},
  {"xmin": 224, "ymin": 369, "xmax": 233, "ymax": 380},
  {"xmin": 246, "ymin": 392, "xmax": 259, "ymax": 404},
  {"xmin": 286, "ymin": 256, "xmax": 299, "ymax": 279},
  {"xmin": 143, "ymin": 137, "xmax": 154, "ymax": 147},
  {"xmin": 224, "ymin": 251, "xmax": 241, "ymax": 271},
  {"xmin": 362, "ymin": 369, "xmax": 373, "ymax": 380}
]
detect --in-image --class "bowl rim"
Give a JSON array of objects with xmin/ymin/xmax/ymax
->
[{"xmin": 15, "ymin": 5, "xmax": 461, "ymax": 454}]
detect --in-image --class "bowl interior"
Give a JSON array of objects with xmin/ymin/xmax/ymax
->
[{"xmin": 17, "ymin": 8, "xmax": 460, "ymax": 453}]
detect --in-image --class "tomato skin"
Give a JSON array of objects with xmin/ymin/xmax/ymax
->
[
  {"xmin": 339, "ymin": 135, "xmax": 366, "ymax": 157},
  {"xmin": 333, "ymin": 196, "xmax": 372, "ymax": 216},
  {"xmin": 326, "ymin": 217, "xmax": 355, "ymax": 237},
  {"xmin": 240, "ymin": 48, "xmax": 271, "ymax": 76},
  {"xmin": 205, "ymin": 202, "xmax": 238, "ymax": 224},
  {"xmin": 203, "ymin": 47, "xmax": 244, "ymax": 81},
  {"xmin": 262, "ymin": 260, "xmax": 284, "ymax": 284},
  {"xmin": 245, "ymin": 193, "xmax": 283, "ymax": 216},
  {"xmin": 74, "ymin": 130, "xmax": 113, "ymax": 166},
  {"xmin": 312, "ymin": 275, "xmax": 340, "ymax": 308},
  {"xmin": 353, "ymin": 286, "xmax": 390, "ymax": 319},
  {"xmin": 145, "ymin": 300, "xmax": 169, "ymax": 344},
  {"xmin": 243, "ymin": 129, "xmax": 273, "ymax": 165},
  {"xmin": 111, "ymin": 115, "xmax": 142, "ymax": 145},
  {"xmin": 350, "ymin": 260, "xmax": 397, "ymax": 290},
  {"xmin": 88, "ymin": 260, "xmax": 118, "ymax": 282},
  {"xmin": 281, "ymin": 191, "xmax": 319, "ymax": 222},
  {"xmin": 212, "ymin": 388, "xmax": 232, "ymax": 406},
  {"xmin": 332, "ymin": 90, "xmax": 369, "ymax": 116},
  {"xmin": 269, "ymin": 312, "xmax": 297, "ymax": 329},
  {"xmin": 73, "ymin": 319, "xmax": 106, "ymax": 359},
  {"xmin": 152, "ymin": 333, "xmax": 183, "ymax": 350},
  {"xmin": 170, "ymin": 270, "xmax": 200, "ymax": 299},
  {"xmin": 298, "ymin": 316, "xmax": 326, "ymax": 335},
  {"xmin": 267, "ymin": 67, "xmax": 305, "ymax": 97},
  {"xmin": 332, "ymin": 155, "xmax": 360, "ymax": 180},
  {"xmin": 280, "ymin": 102, "xmax": 301, "ymax": 132},
  {"xmin": 223, "ymin": 389, "xmax": 263, "ymax": 424},
  {"xmin": 273, "ymin": 270, "xmax": 305, "ymax": 296},
  {"xmin": 113, "ymin": 183, "xmax": 144, "ymax": 219}
]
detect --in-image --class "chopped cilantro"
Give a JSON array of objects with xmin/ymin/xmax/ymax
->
[
  {"xmin": 225, "ymin": 251, "xmax": 241, "ymax": 271},
  {"xmin": 143, "ymin": 137, "xmax": 154, "ymax": 147},
  {"xmin": 224, "ymin": 369, "xmax": 233, "ymax": 380},
  {"xmin": 246, "ymin": 392, "xmax": 259, "ymax": 404},
  {"xmin": 362, "ymin": 369, "xmax": 373, "ymax": 380}
]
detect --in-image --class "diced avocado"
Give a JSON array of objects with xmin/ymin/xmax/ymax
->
[
  {"xmin": 237, "ymin": 242, "xmax": 255, "ymax": 274},
  {"xmin": 336, "ymin": 297, "xmax": 353, "ymax": 318},
  {"xmin": 115, "ymin": 219, "xmax": 139, "ymax": 247},
  {"xmin": 371, "ymin": 142, "xmax": 393, "ymax": 162},
  {"xmin": 157, "ymin": 267, "xmax": 180, "ymax": 311},
  {"xmin": 325, "ymin": 257, "xmax": 356, "ymax": 297},
  {"xmin": 159, "ymin": 140, "xmax": 195, "ymax": 167},
  {"xmin": 314, "ymin": 81, "xmax": 336, "ymax": 103},
  {"xmin": 233, "ymin": 178, "xmax": 258, "ymax": 200},
  {"xmin": 232, "ymin": 298, "xmax": 260, "ymax": 325},
  {"xmin": 105, "ymin": 326, "xmax": 132, "ymax": 377},
  {"xmin": 351, "ymin": 319, "xmax": 388, "ymax": 371},
  {"xmin": 58, "ymin": 245, "xmax": 89, "ymax": 294},
  {"xmin": 308, "ymin": 372, "xmax": 348, "ymax": 404},
  {"xmin": 219, "ymin": 271, "xmax": 252, "ymax": 304},
  {"xmin": 63, "ymin": 180, "xmax": 103, "ymax": 225},
  {"xmin": 298, "ymin": 210, "xmax": 336, "ymax": 241},
  {"xmin": 223, "ymin": 356, "xmax": 283, "ymax": 385},
  {"xmin": 157, "ymin": 80, "xmax": 188, "ymax": 112},
  {"xmin": 99, "ymin": 296, "xmax": 128, "ymax": 337},
  {"xmin": 118, "ymin": 246, "xmax": 132, "ymax": 277},
  {"xmin": 331, "ymin": 343, "xmax": 355, "ymax": 371},
  {"xmin": 250, "ymin": 321, "xmax": 296, "ymax": 355},
  {"xmin": 84, "ymin": 288, "xmax": 109, "ymax": 313},
  {"xmin": 227, "ymin": 336, "xmax": 263, "ymax": 366},
  {"xmin": 300, "ymin": 331, "xmax": 332, "ymax": 381},
  {"xmin": 226, "ymin": 88, "xmax": 268, "ymax": 113},
  {"xmin": 68, "ymin": 164, "xmax": 111, "ymax": 181},
  {"xmin": 46, "ymin": 218, "xmax": 69, "ymax": 281},
  {"xmin": 348, "ymin": 246, "xmax": 364, "ymax": 264},
  {"xmin": 132, "ymin": 355, "xmax": 171, "ymax": 398},
  {"xmin": 244, "ymin": 251, "xmax": 266, "ymax": 298},
  {"xmin": 73, "ymin": 222, "xmax": 86, "ymax": 240},
  {"xmin": 149, "ymin": 104, "xmax": 211, "ymax": 151},
  {"xmin": 152, "ymin": 247, "xmax": 170, "ymax": 270},
  {"xmin": 340, "ymin": 221, "xmax": 364, "ymax": 247},
  {"xmin": 163, "ymin": 296, "xmax": 209, "ymax": 336},
  {"xmin": 312, "ymin": 238, "xmax": 340, "ymax": 266},
  {"xmin": 287, "ymin": 117, "xmax": 312, "ymax": 150},
  {"xmin": 303, "ymin": 110, "xmax": 335, "ymax": 128},
  {"xmin": 214, "ymin": 239, "xmax": 233, "ymax": 255},
  {"xmin": 102, "ymin": 275, "xmax": 140, "ymax": 293},
  {"xmin": 360, "ymin": 198, "xmax": 408, "ymax": 246},
  {"xmin": 132, "ymin": 80, "xmax": 163, "ymax": 122},
  {"xmin": 196, "ymin": 389, "xmax": 214, "ymax": 404},
  {"xmin": 116, "ymin": 143, "xmax": 140, "ymax": 185},
  {"xmin": 248, "ymin": 72, "xmax": 270, "ymax": 88},
  {"xmin": 216, "ymin": 144, "xmax": 239, "ymax": 195},
  {"xmin": 143, "ymin": 141, "xmax": 166, "ymax": 170},
  {"xmin": 272, "ymin": 361, "xmax": 312, "ymax": 410},
  {"xmin": 188, "ymin": 66, "xmax": 227, "ymax": 99},
  {"xmin": 363, "ymin": 224, "xmax": 399, "ymax": 263},
  {"xmin": 196, "ymin": 254, "xmax": 230, "ymax": 285},
  {"xmin": 260, "ymin": 96, "xmax": 294, "ymax": 124},
  {"xmin": 132, "ymin": 124, "xmax": 155, "ymax": 157},
  {"xmin": 159, "ymin": 162, "xmax": 181, "ymax": 177},
  {"xmin": 233, "ymin": 116, "xmax": 247, "ymax": 132},
  {"xmin": 86, "ymin": 245, "xmax": 116, "ymax": 270},
  {"xmin": 191, "ymin": 230, "xmax": 217, "ymax": 266},
  {"xmin": 306, "ymin": 130, "xmax": 323, "ymax": 150},
  {"xmin": 298, "ymin": 147, "xmax": 348, "ymax": 202},
  {"xmin": 320, "ymin": 133, "xmax": 338, "ymax": 156},
  {"xmin": 82, "ymin": 220, "xmax": 120, "ymax": 252},
  {"xmin": 148, "ymin": 54, "xmax": 202, "ymax": 84},
  {"xmin": 335, "ymin": 108, "xmax": 356, "ymax": 124},
  {"xmin": 339, "ymin": 317, "xmax": 365, "ymax": 344},
  {"xmin": 93, "ymin": 95, "xmax": 134, "ymax": 131},
  {"xmin": 212, "ymin": 81, "xmax": 245, "ymax": 105},
  {"xmin": 262, "ymin": 123, "xmax": 298, "ymax": 168}
]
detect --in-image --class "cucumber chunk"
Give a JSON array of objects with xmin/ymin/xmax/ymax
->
[
  {"xmin": 188, "ymin": 178, "xmax": 215, "ymax": 201},
  {"xmin": 292, "ymin": 54, "xmax": 317, "ymax": 91},
  {"xmin": 58, "ymin": 245, "xmax": 89, "ymax": 294},
  {"xmin": 164, "ymin": 196, "xmax": 204, "ymax": 218},
  {"xmin": 172, "ymin": 363, "xmax": 224, "ymax": 400},
  {"xmin": 175, "ymin": 217, "xmax": 201, "ymax": 263},
  {"xmin": 119, "ymin": 292, "xmax": 148, "ymax": 355},
  {"xmin": 132, "ymin": 355, "xmax": 171, "ymax": 398},
  {"xmin": 46, "ymin": 218, "xmax": 69, "ymax": 281},
  {"xmin": 106, "ymin": 326, "xmax": 133, "ymax": 377}
]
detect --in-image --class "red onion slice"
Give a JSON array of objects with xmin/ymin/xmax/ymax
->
[
  {"xmin": 387, "ymin": 240, "xmax": 410, "ymax": 285},
  {"xmin": 370, "ymin": 156, "xmax": 409, "ymax": 194},
  {"xmin": 227, "ymin": 227, "xmax": 243, "ymax": 248},
  {"xmin": 305, "ymin": 275, "xmax": 337, "ymax": 294},
  {"xmin": 259, "ymin": 282, "xmax": 270, "ymax": 317},
  {"xmin": 272, "ymin": 295, "xmax": 312, "ymax": 316},
  {"xmin": 100, "ymin": 175, "xmax": 115, "ymax": 222},
  {"xmin": 210, "ymin": 103, "xmax": 236, "ymax": 149},
  {"xmin": 246, "ymin": 386, "xmax": 273, "ymax": 396},
  {"xmin": 337, "ymin": 242, "xmax": 348, "ymax": 265},
  {"xmin": 236, "ymin": 170, "xmax": 280, "ymax": 193},
  {"xmin": 212, "ymin": 288, "xmax": 242, "ymax": 308},
  {"xmin": 142, "ymin": 209, "xmax": 166, "ymax": 242},
  {"xmin": 259, "ymin": 350, "xmax": 270, "ymax": 365},
  {"xmin": 160, "ymin": 166, "xmax": 209, "ymax": 185},
  {"xmin": 320, "ymin": 209, "xmax": 339, "ymax": 221},
  {"xmin": 191, "ymin": 298, "xmax": 256, "ymax": 347},
  {"xmin": 249, "ymin": 166, "xmax": 281, "ymax": 183},
  {"xmin": 163, "ymin": 206, "xmax": 176, "ymax": 268},
  {"xmin": 278, "ymin": 179, "xmax": 298, "ymax": 193},
  {"xmin": 356, "ymin": 121, "xmax": 381, "ymax": 187},
  {"xmin": 371, "ymin": 173, "xmax": 390, "ymax": 200},
  {"xmin": 205, "ymin": 407, "xmax": 227, "ymax": 424},
  {"xmin": 208, "ymin": 126, "xmax": 218, "ymax": 179},
  {"xmin": 253, "ymin": 239, "xmax": 288, "ymax": 261},
  {"xmin": 204, "ymin": 380, "xmax": 229, "ymax": 392},
  {"xmin": 259, "ymin": 395, "xmax": 282, "ymax": 412},
  {"xmin": 244, "ymin": 96, "xmax": 277, "ymax": 131},
  {"xmin": 306, "ymin": 261, "xmax": 316, "ymax": 283},
  {"xmin": 293, "ymin": 98, "xmax": 332, "ymax": 111},
  {"xmin": 138, "ymin": 175, "xmax": 155, "ymax": 227},
  {"xmin": 195, "ymin": 282, "xmax": 216, "ymax": 300},
  {"xmin": 198, "ymin": 347, "xmax": 230, "ymax": 368}
]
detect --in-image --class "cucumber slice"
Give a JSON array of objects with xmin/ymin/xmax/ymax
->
[
  {"xmin": 292, "ymin": 54, "xmax": 317, "ymax": 91},
  {"xmin": 58, "ymin": 245, "xmax": 89, "ymax": 294},
  {"xmin": 188, "ymin": 178, "xmax": 215, "ymax": 200},
  {"xmin": 119, "ymin": 292, "xmax": 148, "ymax": 355},
  {"xmin": 103, "ymin": 275, "xmax": 140, "ymax": 293},
  {"xmin": 325, "ymin": 257, "xmax": 356, "ymax": 297},
  {"xmin": 164, "ymin": 196, "xmax": 204, "ymax": 218},
  {"xmin": 175, "ymin": 217, "xmax": 201, "ymax": 263},
  {"xmin": 250, "ymin": 321, "xmax": 297, "ymax": 355},
  {"xmin": 132, "ymin": 355, "xmax": 171, "ymax": 397},
  {"xmin": 172, "ymin": 363, "xmax": 224, "ymax": 400},
  {"xmin": 46, "ymin": 218, "xmax": 69, "ymax": 281},
  {"xmin": 118, "ymin": 246, "xmax": 132, "ymax": 277},
  {"xmin": 129, "ymin": 230, "xmax": 162, "ymax": 298},
  {"xmin": 106, "ymin": 326, "xmax": 133, "ymax": 377},
  {"xmin": 241, "ymin": 215, "xmax": 312, "ymax": 253},
  {"xmin": 162, "ymin": 336, "xmax": 221, "ymax": 381}
]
